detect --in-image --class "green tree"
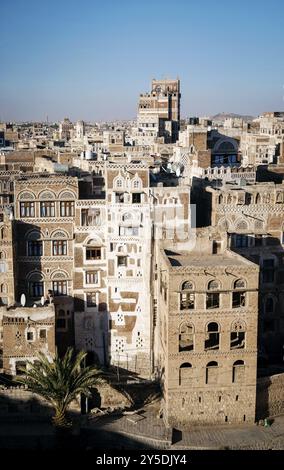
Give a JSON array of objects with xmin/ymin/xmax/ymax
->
[{"xmin": 18, "ymin": 347, "xmax": 102, "ymax": 429}]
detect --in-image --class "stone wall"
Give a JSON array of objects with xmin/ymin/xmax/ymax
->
[
  {"xmin": 0, "ymin": 386, "xmax": 80, "ymax": 419},
  {"xmin": 256, "ymin": 373, "xmax": 284, "ymax": 419}
]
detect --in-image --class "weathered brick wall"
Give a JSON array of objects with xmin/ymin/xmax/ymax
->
[{"xmin": 256, "ymin": 373, "xmax": 284, "ymax": 419}]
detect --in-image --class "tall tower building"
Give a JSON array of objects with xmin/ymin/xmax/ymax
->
[
  {"xmin": 137, "ymin": 78, "xmax": 181, "ymax": 144},
  {"xmin": 76, "ymin": 120, "xmax": 85, "ymax": 140}
]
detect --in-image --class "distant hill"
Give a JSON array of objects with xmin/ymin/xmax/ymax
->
[{"xmin": 211, "ymin": 113, "xmax": 255, "ymax": 122}]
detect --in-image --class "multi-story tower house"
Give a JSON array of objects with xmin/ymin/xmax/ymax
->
[
  {"xmin": 13, "ymin": 174, "xmax": 78, "ymax": 354},
  {"xmin": 105, "ymin": 162, "xmax": 152, "ymax": 377},
  {"xmin": 0, "ymin": 212, "xmax": 16, "ymax": 366},
  {"xmin": 73, "ymin": 161, "xmax": 152, "ymax": 376},
  {"xmin": 59, "ymin": 118, "xmax": 73, "ymax": 141},
  {"xmin": 0, "ymin": 212, "xmax": 15, "ymax": 309},
  {"xmin": 208, "ymin": 181, "xmax": 284, "ymax": 363},
  {"xmin": 137, "ymin": 78, "xmax": 181, "ymax": 145},
  {"xmin": 156, "ymin": 236, "xmax": 259, "ymax": 426},
  {"xmin": 73, "ymin": 169, "xmax": 108, "ymax": 366}
]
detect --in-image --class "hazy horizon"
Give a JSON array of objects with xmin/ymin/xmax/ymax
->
[{"xmin": 1, "ymin": 0, "xmax": 284, "ymax": 122}]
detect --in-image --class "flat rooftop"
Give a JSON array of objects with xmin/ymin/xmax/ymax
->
[{"xmin": 164, "ymin": 249, "xmax": 253, "ymax": 268}]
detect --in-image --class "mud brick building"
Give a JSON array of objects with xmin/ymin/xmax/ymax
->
[{"xmin": 155, "ymin": 234, "xmax": 259, "ymax": 426}]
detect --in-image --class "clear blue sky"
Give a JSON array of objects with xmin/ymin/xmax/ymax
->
[{"xmin": 1, "ymin": 0, "xmax": 284, "ymax": 122}]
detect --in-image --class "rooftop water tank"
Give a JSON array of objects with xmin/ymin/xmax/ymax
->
[{"xmin": 85, "ymin": 150, "xmax": 93, "ymax": 160}]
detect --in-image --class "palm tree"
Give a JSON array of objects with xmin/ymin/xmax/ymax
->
[{"xmin": 18, "ymin": 347, "xmax": 103, "ymax": 429}]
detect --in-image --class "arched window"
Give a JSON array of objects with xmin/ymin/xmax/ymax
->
[
  {"xmin": 232, "ymin": 279, "xmax": 246, "ymax": 308},
  {"xmin": 232, "ymin": 360, "xmax": 245, "ymax": 383},
  {"xmin": 208, "ymin": 280, "xmax": 220, "ymax": 290},
  {"xmin": 230, "ymin": 321, "xmax": 246, "ymax": 349},
  {"xmin": 28, "ymin": 272, "xmax": 44, "ymax": 297},
  {"xmin": 236, "ymin": 220, "xmax": 248, "ymax": 231},
  {"xmin": 255, "ymin": 193, "xmax": 261, "ymax": 204},
  {"xmin": 206, "ymin": 361, "xmax": 218, "ymax": 384},
  {"xmin": 205, "ymin": 322, "xmax": 220, "ymax": 350},
  {"xmin": 245, "ymin": 193, "xmax": 252, "ymax": 205},
  {"xmin": 0, "ymin": 261, "xmax": 7, "ymax": 273},
  {"xmin": 115, "ymin": 178, "xmax": 123, "ymax": 189},
  {"xmin": 206, "ymin": 281, "xmax": 220, "ymax": 309},
  {"xmin": 180, "ymin": 281, "xmax": 195, "ymax": 310},
  {"xmin": 133, "ymin": 179, "xmax": 141, "ymax": 189},
  {"xmin": 0, "ymin": 227, "xmax": 6, "ymax": 239},
  {"xmin": 0, "ymin": 251, "xmax": 6, "ymax": 259},
  {"xmin": 0, "ymin": 283, "xmax": 8, "ymax": 293},
  {"xmin": 218, "ymin": 194, "xmax": 223, "ymax": 204},
  {"xmin": 179, "ymin": 323, "xmax": 194, "ymax": 352},
  {"xmin": 179, "ymin": 363, "xmax": 192, "ymax": 386},
  {"xmin": 182, "ymin": 281, "xmax": 194, "ymax": 290},
  {"xmin": 234, "ymin": 279, "xmax": 246, "ymax": 289},
  {"xmin": 265, "ymin": 297, "xmax": 274, "ymax": 314}
]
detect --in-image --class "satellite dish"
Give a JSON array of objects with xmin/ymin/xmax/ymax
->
[
  {"xmin": 40, "ymin": 296, "xmax": 45, "ymax": 306},
  {"xmin": 20, "ymin": 294, "xmax": 26, "ymax": 307}
]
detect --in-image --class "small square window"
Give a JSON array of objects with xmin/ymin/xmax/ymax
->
[
  {"xmin": 27, "ymin": 332, "xmax": 34, "ymax": 341},
  {"xmin": 117, "ymin": 256, "xmax": 127, "ymax": 267}
]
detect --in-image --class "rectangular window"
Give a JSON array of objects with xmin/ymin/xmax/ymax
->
[
  {"xmin": 206, "ymin": 293, "xmax": 220, "ymax": 309},
  {"xmin": 60, "ymin": 201, "xmax": 75, "ymax": 217},
  {"xmin": 28, "ymin": 241, "xmax": 43, "ymax": 256},
  {"xmin": 0, "ymin": 262, "xmax": 7, "ymax": 273},
  {"xmin": 119, "ymin": 226, "xmax": 139, "ymax": 236},
  {"xmin": 117, "ymin": 256, "xmax": 127, "ymax": 267},
  {"xmin": 20, "ymin": 202, "xmax": 35, "ymax": 217},
  {"xmin": 81, "ymin": 208, "xmax": 101, "ymax": 226},
  {"xmin": 27, "ymin": 332, "xmax": 34, "ymax": 341},
  {"xmin": 30, "ymin": 282, "xmax": 43, "ymax": 297},
  {"xmin": 16, "ymin": 362, "xmax": 26, "ymax": 375},
  {"xmin": 85, "ymin": 271, "xmax": 98, "ymax": 284},
  {"xmin": 86, "ymin": 292, "xmax": 97, "ymax": 307},
  {"xmin": 40, "ymin": 201, "xmax": 55, "ymax": 217},
  {"xmin": 39, "ymin": 329, "xmax": 47, "ymax": 340},
  {"xmin": 180, "ymin": 293, "xmax": 195, "ymax": 310},
  {"xmin": 230, "ymin": 332, "xmax": 245, "ymax": 349},
  {"xmin": 132, "ymin": 193, "xmax": 142, "ymax": 203},
  {"xmin": 262, "ymin": 259, "xmax": 275, "ymax": 283},
  {"xmin": 86, "ymin": 247, "xmax": 101, "ymax": 260},
  {"xmin": 115, "ymin": 192, "xmax": 124, "ymax": 203},
  {"xmin": 52, "ymin": 280, "xmax": 67, "ymax": 296},
  {"xmin": 232, "ymin": 291, "xmax": 246, "ymax": 308},
  {"xmin": 52, "ymin": 240, "xmax": 67, "ymax": 256}
]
